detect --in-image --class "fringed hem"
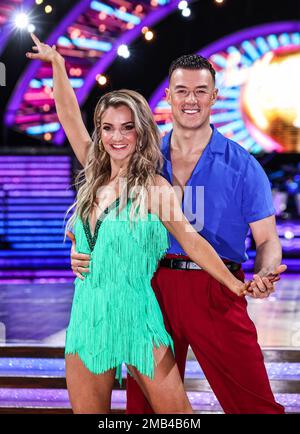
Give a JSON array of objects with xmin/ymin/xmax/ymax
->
[{"xmin": 65, "ymin": 337, "xmax": 174, "ymax": 387}]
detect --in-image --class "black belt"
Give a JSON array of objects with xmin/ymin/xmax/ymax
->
[{"xmin": 160, "ymin": 258, "xmax": 241, "ymax": 272}]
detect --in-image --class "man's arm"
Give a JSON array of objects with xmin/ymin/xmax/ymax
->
[{"xmin": 250, "ymin": 215, "xmax": 282, "ymax": 274}]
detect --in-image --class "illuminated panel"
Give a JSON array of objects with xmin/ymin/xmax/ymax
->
[
  {"xmin": 5, "ymin": 0, "xmax": 179, "ymax": 144},
  {"xmin": 150, "ymin": 22, "xmax": 300, "ymax": 154},
  {"xmin": 0, "ymin": 0, "xmax": 35, "ymax": 55},
  {"xmin": 0, "ymin": 155, "xmax": 75, "ymax": 284}
]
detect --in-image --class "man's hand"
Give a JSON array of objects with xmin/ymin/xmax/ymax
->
[
  {"xmin": 66, "ymin": 231, "xmax": 91, "ymax": 281},
  {"xmin": 247, "ymin": 264, "xmax": 287, "ymax": 299}
]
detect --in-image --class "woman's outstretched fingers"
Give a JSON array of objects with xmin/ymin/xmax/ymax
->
[
  {"xmin": 26, "ymin": 51, "xmax": 38, "ymax": 59},
  {"xmin": 31, "ymin": 33, "xmax": 41, "ymax": 46}
]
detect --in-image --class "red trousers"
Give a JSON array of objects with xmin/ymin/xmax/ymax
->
[{"xmin": 126, "ymin": 254, "xmax": 285, "ymax": 414}]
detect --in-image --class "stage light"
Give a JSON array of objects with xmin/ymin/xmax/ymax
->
[
  {"xmin": 69, "ymin": 68, "xmax": 82, "ymax": 77},
  {"xmin": 44, "ymin": 133, "xmax": 52, "ymax": 141},
  {"xmin": 99, "ymin": 24, "xmax": 106, "ymax": 32},
  {"xmin": 27, "ymin": 24, "xmax": 36, "ymax": 33},
  {"xmin": 145, "ymin": 30, "xmax": 154, "ymax": 41},
  {"xmin": 117, "ymin": 44, "xmax": 130, "ymax": 59},
  {"xmin": 96, "ymin": 74, "xmax": 107, "ymax": 86},
  {"xmin": 135, "ymin": 5, "xmax": 143, "ymax": 13},
  {"xmin": 70, "ymin": 29, "xmax": 81, "ymax": 39},
  {"xmin": 215, "ymin": 0, "xmax": 225, "ymax": 4},
  {"xmin": 284, "ymin": 230, "xmax": 294, "ymax": 240},
  {"xmin": 36, "ymin": 0, "xmax": 44, "ymax": 4},
  {"xmin": 142, "ymin": 26, "xmax": 148, "ymax": 34},
  {"xmin": 182, "ymin": 7, "xmax": 191, "ymax": 17},
  {"xmin": 99, "ymin": 12, "xmax": 107, "ymax": 20},
  {"xmin": 45, "ymin": 5, "xmax": 52, "ymax": 14},
  {"xmin": 14, "ymin": 13, "xmax": 29, "ymax": 29},
  {"xmin": 178, "ymin": 1, "xmax": 188, "ymax": 10}
]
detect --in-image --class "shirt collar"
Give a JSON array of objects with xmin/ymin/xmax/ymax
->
[{"xmin": 161, "ymin": 125, "xmax": 227, "ymax": 159}]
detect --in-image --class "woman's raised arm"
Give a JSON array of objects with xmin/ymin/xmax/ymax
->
[{"xmin": 26, "ymin": 33, "xmax": 91, "ymax": 166}]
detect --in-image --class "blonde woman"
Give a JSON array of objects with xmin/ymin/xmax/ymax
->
[{"xmin": 26, "ymin": 34, "xmax": 251, "ymax": 414}]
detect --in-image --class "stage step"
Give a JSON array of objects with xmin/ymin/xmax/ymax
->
[
  {"xmin": 2, "ymin": 345, "xmax": 300, "ymax": 362},
  {"xmin": 0, "ymin": 388, "xmax": 299, "ymax": 414},
  {"xmin": 0, "ymin": 346, "xmax": 299, "ymax": 413}
]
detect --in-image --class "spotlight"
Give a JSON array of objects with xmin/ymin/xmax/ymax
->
[
  {"xmin": 45, "ymin": 5, "xmax": 53, "ymax": 14},
  {"xmin": 117, "ymin": 44, "xmax": 130, "ymax": 59},
  {"xmin": 36, "ymin": 0, "xmax": 44, "ymax": 4},
  {"xmin": 135, "ymin": 5, "xmax": 143, "ymax": 13},
  {"xmin": 96, "ymin": 74, "xmax": 107, "ymax": 86},
  {"xmin": 182, "ymin": 7, "xmax": 191, "ymax": 17},
  {"xmin": 14, "ymin": 13, "xmax": 29, "ymax": 29},
  {"xmin": 27, "ymin": 24, "xmax": 36, "ymax": 33},
  {"xmin": 145, "ymin": 30, "xmax": 154, "ymax": 41},
  {"xmin": 284, "ymin": 230, "xmax": 294, "ymax": 240},
  {"xmin": 44, "ymin": 132, "xmax": 52, "ymax": 141},
  {"xmin": 215, "ymin": 0, "xmax": 225, "ymax": 4},
  {"xmin": 178, "ymin": 1, "xmax": 188, "ymax": 10},
  {"xmin": 98, "ymin": 24, "xmax": 106, "ymax": 33}
]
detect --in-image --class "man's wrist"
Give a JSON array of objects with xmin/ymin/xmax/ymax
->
[{"xmin": 256, "ymin": 267, "xmax": 270, "ymax": 277}]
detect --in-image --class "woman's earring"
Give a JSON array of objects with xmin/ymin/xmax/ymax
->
[{"xmin": 98, "ymin": 138, "xmax": 104, "ymax": 150}]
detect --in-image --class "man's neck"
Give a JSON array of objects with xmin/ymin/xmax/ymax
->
[{"xmin": 171, "ymin": 124, "xmax": 213, "ymax": 155}]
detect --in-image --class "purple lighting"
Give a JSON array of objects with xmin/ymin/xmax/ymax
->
[
  {"xmin": 55, "ymin": 0, "xmax": 179, "ymax": 144},
  {"xmin": 4, "ymin": 0, "xmax": 179, "ymax": 145},
  {"xmin": 4, "ymin": 0, "xmax": 92, "ymax": 127},
  {"xmin": 150, "ymin": 21, "xmax": 300, "ymax": 110},
  {"xmin": 0, "ymin": 0, "xmax": 36, "ymax": 55}
]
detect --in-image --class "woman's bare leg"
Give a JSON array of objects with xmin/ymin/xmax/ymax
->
[
  {"xmin": 127, "ymin": 346, "xmax": 193, "ymax": 414},
  {"xmin": 65, "ymin": 354, "xmax": 116, "ymax": 414}
]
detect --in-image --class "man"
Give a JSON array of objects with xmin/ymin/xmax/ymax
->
[{"xmin": 69, "ymin": 55, "xmax": 286, "ymax": 413}]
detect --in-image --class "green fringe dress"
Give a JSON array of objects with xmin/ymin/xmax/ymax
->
[{"xmin": 65, "ymin": 198, "xmax": 174, "ymax": 385}]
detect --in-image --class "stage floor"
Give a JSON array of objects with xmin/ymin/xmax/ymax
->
[{"xmin": 0, "ymin": 274, "xmax": 299, "ymax": 413}]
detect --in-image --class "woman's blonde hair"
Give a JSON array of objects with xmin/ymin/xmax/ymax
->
[{"xmin": 65, "ymin": 89, "xmax": 163, "ymax": 234}]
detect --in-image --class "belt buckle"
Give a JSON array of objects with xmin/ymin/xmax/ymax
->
[{"xmin": 187, "ymin": 261, "xmax": 201, "ymax": 271}]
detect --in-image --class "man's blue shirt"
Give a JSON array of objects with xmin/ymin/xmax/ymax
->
[{"xmin": 161, "ymin": 126, "xmax": 275, "ymax": 262}]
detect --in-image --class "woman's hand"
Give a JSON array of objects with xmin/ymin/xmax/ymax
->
[
  {"xmin": 26, "ymin": 33, "xmax": 62, "ymax": 63},
  {"xmin": 230, "ymin": 280, "xmax": 252, "ymax": 297}
]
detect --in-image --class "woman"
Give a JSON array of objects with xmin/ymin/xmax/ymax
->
[{"xmin": 26, "ymin": 34, "xmax": 251, "ymax": 414}]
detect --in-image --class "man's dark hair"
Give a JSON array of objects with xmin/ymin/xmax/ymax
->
[{"xmin": 168, "ymin": 54, "xmax": 216, "ymax": 83}]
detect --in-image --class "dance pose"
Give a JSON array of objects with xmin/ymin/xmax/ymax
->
[
  {"xmin": 26, "ymin": 36, "xmax": 251, "ymax": 414},
  {"xmin": 68, "ymin": 53, "xmax": 287, "ymax": 414}
]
